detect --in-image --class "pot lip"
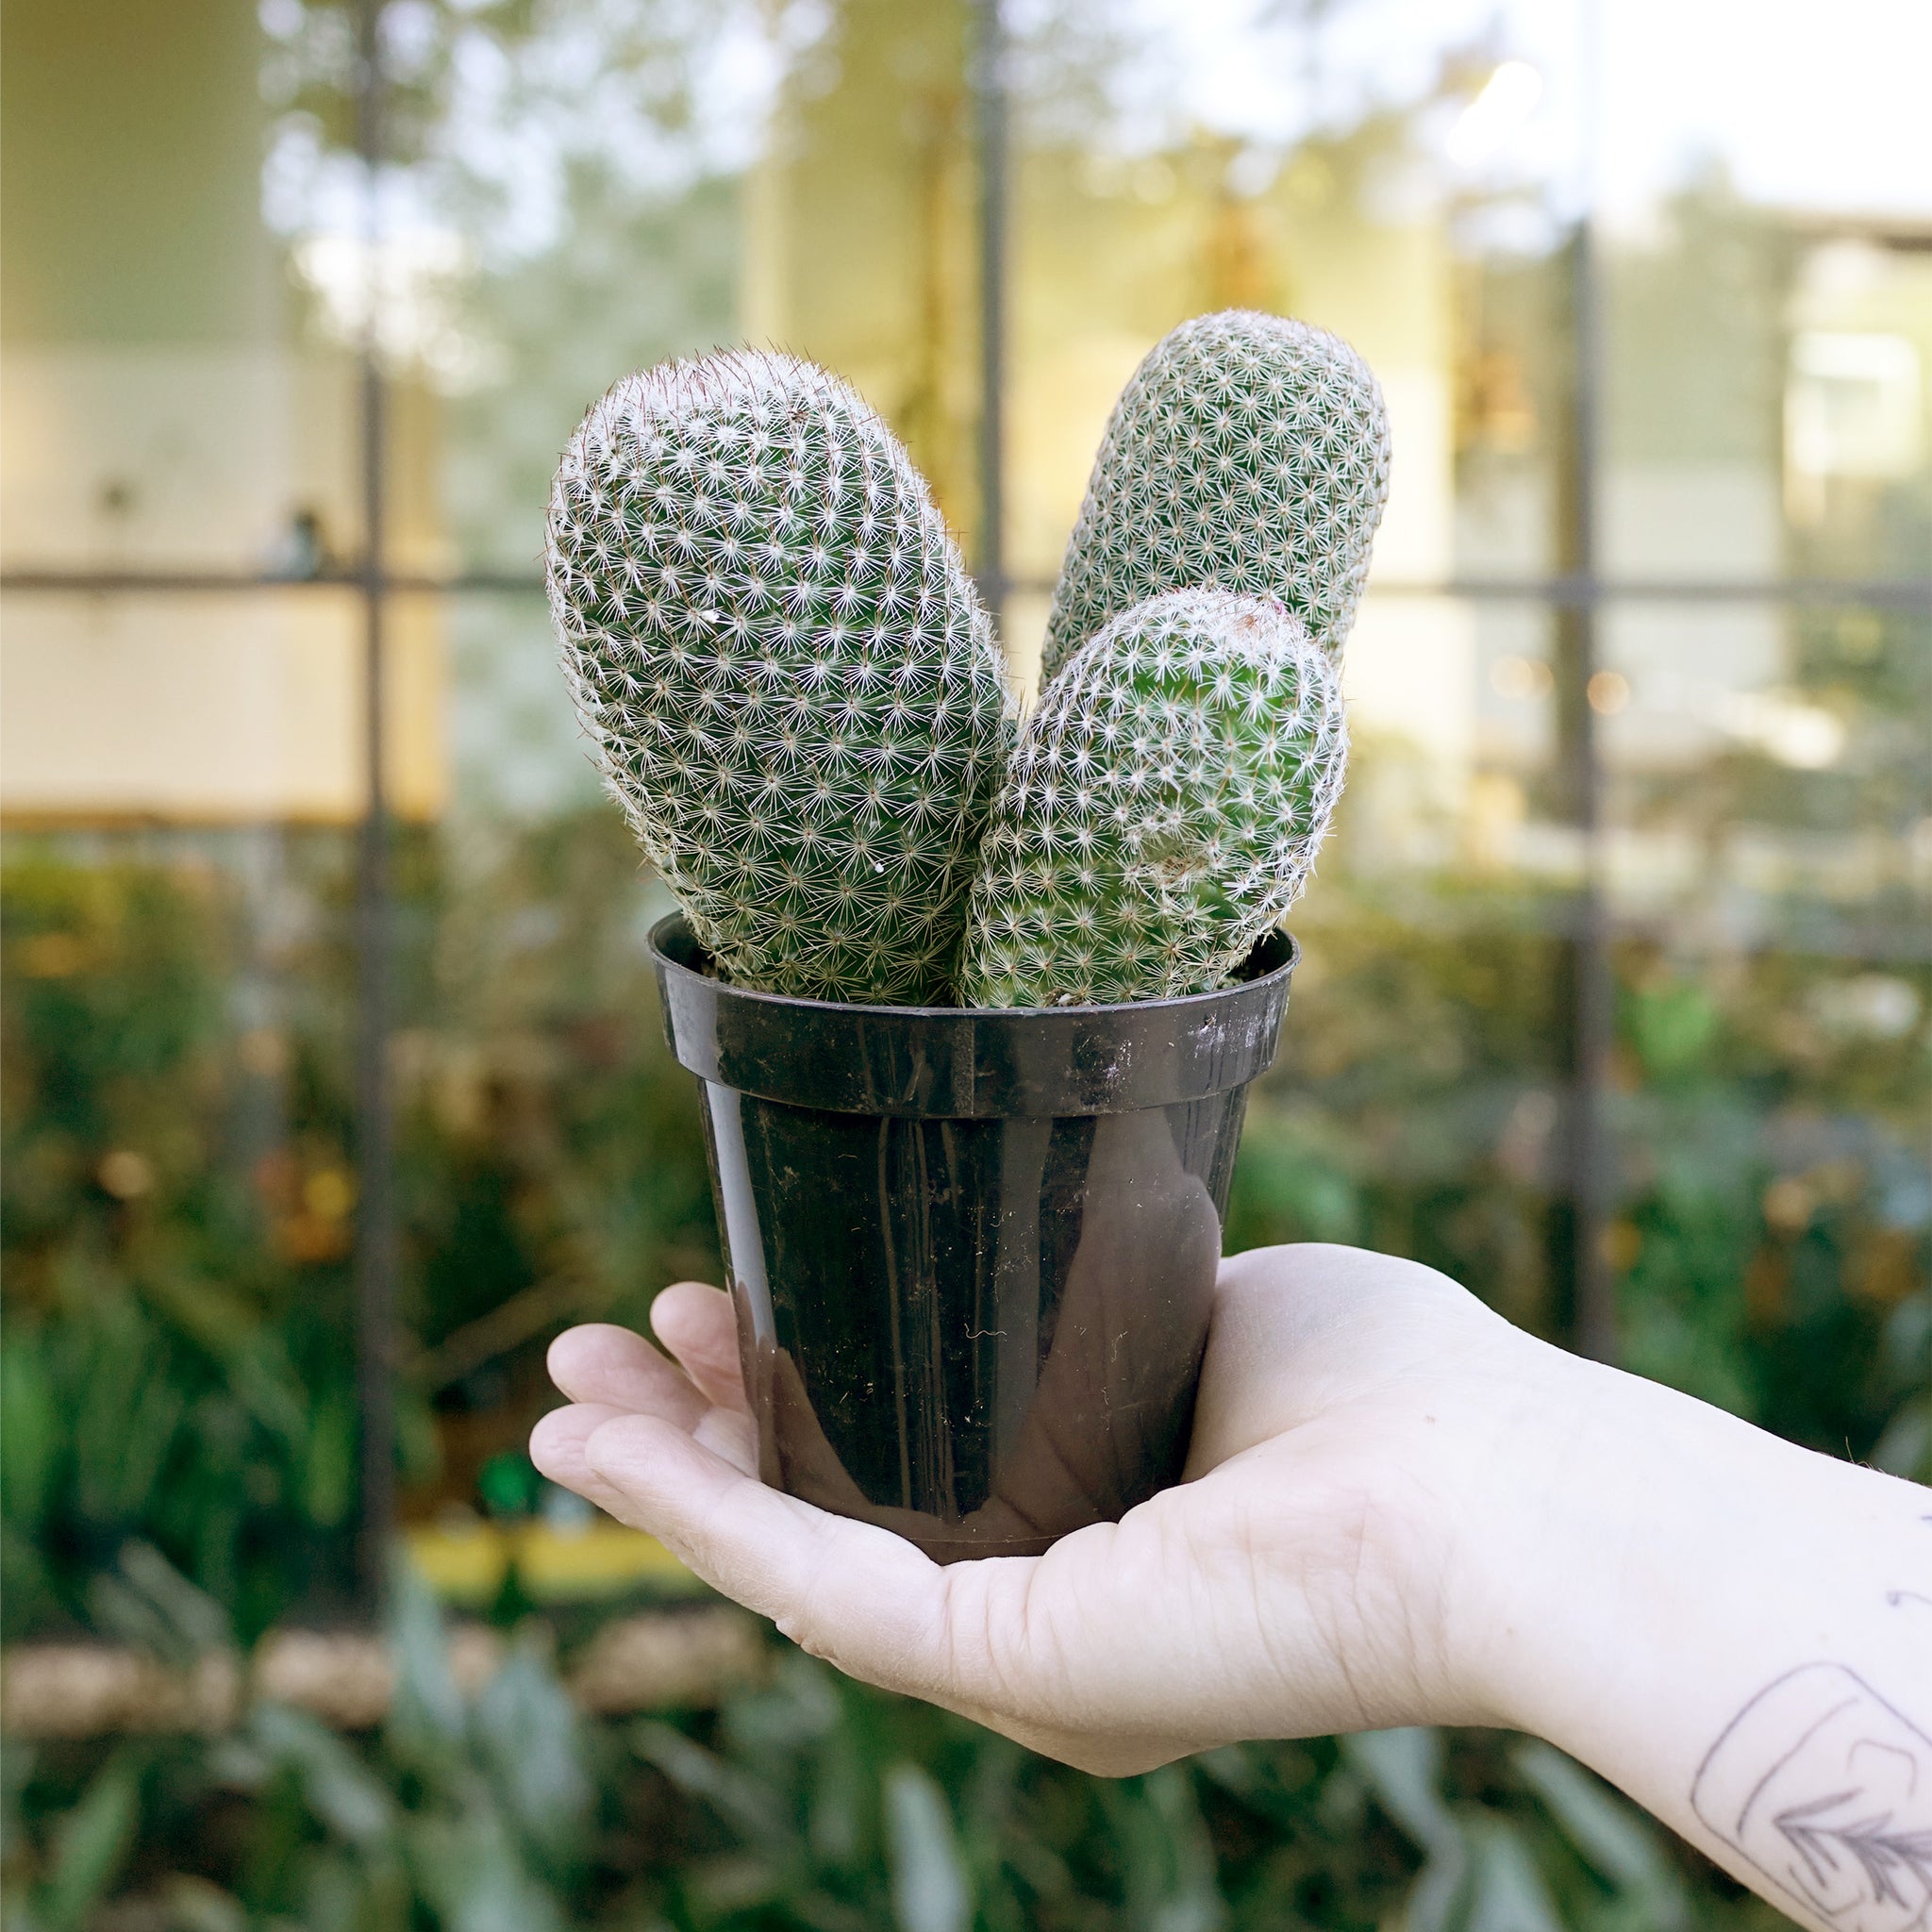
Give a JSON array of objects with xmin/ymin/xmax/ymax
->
[{"xmin": 645, "ymin": 912, "xmax": 1298, "ymax": 1020}]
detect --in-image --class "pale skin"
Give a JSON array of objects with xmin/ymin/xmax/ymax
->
[{"xmin": 531, "ymin": 1244, "xmax": 1932, "ymax": 1931}]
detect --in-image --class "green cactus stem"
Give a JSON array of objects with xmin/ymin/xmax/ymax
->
[
  {"xmin": 959, "ymin": 589, "xmax": 1346, "ymax": 1008},
  {"xmin": 1041, "ymin": 310, "xmax": 1390, "ymax": 687},
  {"xmin": 547, "ymin": 349, "xmax": 1014, "ymax": 1004}
]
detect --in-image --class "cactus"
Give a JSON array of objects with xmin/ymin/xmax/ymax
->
[
  {"xmin": 1040, "ymin": 310, "xmax": 1390, "ymax": 687},
  {"xmin": 546, "ymin": 349, "xmax": 1014, "ymax": 1004},
  {"xmin": 958, "ymin": 589, "xmax": 1346, "ymax": 1008}
]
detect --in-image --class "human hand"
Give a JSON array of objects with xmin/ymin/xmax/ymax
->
[
  {"xmin": 535, "ymin": 1241, "xmax": 1932, "ymax": 1932},
  {"xmin": 531, "ymin": 1244, "xmax": 1553, "ymax": 1774}
]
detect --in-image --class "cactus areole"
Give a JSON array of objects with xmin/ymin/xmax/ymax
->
[{"xmin": 551, "ymin": 313, "xmax": 1384, "ymax": 1551}]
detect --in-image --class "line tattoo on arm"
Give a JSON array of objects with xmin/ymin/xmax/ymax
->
[{"xmin": 1692, "ymin": 1663, "xmax": 1932, "ymax": 1931}]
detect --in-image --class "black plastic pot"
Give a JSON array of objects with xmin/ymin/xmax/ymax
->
[{"xmin": 648, "ymin": 913, "xmax": 1297, "ymax": 1562}]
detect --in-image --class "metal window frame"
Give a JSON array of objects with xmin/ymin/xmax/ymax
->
[{"xmin": 350, "ymin": 0, "xmax": 395, "ymax": 1611}]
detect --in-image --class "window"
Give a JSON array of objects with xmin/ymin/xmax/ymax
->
[{"xmin": 4, "ymin": 0, "xmax": 1926, "ymax": 1622}]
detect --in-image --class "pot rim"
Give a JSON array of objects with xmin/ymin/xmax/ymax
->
[
  {"xmin": 647, "ymin": 913, "xmax": 1298, "ymax": 1020},
  {"xmin": 647, "ymin": 913, "xmax": 1299, "ymax": 1119}
]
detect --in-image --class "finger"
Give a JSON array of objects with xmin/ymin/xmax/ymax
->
[
  {"xmin": 581, "ymin": 1413, "xmax": 1244, "ymax": 1764},
  {"xmin": 584, "ymin": 1411, "xmax": 977, "ymax": 1700},
  {"xmin": 547, "ymin": 1323, "xmax": 706, "ymax": 1429},
  {"xmin": 529, "ymin": 1403, "xmax": 643, "ymax": 1522},
  {"xmin": 651, "ymin": 1281, "xmax": 750, "ymax": 1415},
  {"xmin": 533, "ymin": 1396, "xmax": 755, "ymax": 1512}
]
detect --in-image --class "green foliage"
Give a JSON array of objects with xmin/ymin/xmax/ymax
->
[
  {"xmin": 546, "ymin": 349, "xmax": 1015, "ymax": 1003},
  {"xmin": 1223, "ymin": 876, "xmax": 1930, "ymax": 1464},
  {"xmin": 1, "ymin": 854, "xmax": 362, "ymax": 1639},
  {"xmin": 1, "ymin": 830, "xmax": 721, "ymax": 1640},
  {"xmin": 961, "ymin": 591, "xmax": 1345, "ymax": 1006},
  {"xmin": 1041, "ymin": 310, "xmax": 1391, "ymax": 686},
  {"xmin": 3, "ymin": 1594, "xmax": 1785, "ymax": 1932},
  {"xmin": 3, "ymin": 827, "xmax": 1921, "ymax": 1929},
  {"xmin": 21, "ymin": 1752, "xmax": 142, "ymax": 1932}
]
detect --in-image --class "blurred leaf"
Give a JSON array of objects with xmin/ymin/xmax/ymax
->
[
  {"xmin": 408, "ymin": 1804, "xmax": 567, "ymax": 1932},
  {"xmin": 141, "ymin": 1273, "xmax": 265, "ymax": 1374},
  {"xmin": 1113, "ymin": 1766, "xmax": 1225, "ymax": 1932},
  {"xmin": 1226, "ymin": 1115, "xmax": 1362, "ymax": 1249},
  {"xmin": 300, "ymin": 1389, "xmax": 358, "ymax": 1528},
  {"xmin": 386, "ymin": 1556, "xmax": 467, "ymax": 1757},
  {"xmin": 884, "ymin": 1762, "xmax": 970, "ymax": 1932},
  {"xmin": 1511, "ymin": 1739, "xmax": 1690, "ymax": 1926},
  {"xmin": 806, "ymin": 1707, "xmax": 868, "ymax": 1867},
  {"xmin": 87, "ymin": 1539, "xmax": 231, "ymax": 1665},
  {"xmin": 472, "ymin": 1635, "xmax": 593, "ymax": 1864},
  {"xmin": 67, "ymin": 1293, "xmax": 185, "ymax": 1529},
  {"xmin": 1629, "ymin": 980, "xmax": 1721, "ymax": 1079},
  {"xmin": 1872, "ymin": 1392, "xmax": 1932, "ymax": 1482},
  {"xmin": 35, "ymin": 1749, "xmax": 140, "ymax": 1932},
  {"xmin": 294, "ymin": 1850, "xmax": 379, "ymax": 1932},
  {"xmin": 1343, "ymin": 1729, "xmax": 1465, "ymax": 1932},
  {"xmin": 159, "ymin": 1874, "xmax": 249, "ymax": 1932},
  {"xmin": 720, "ymin": 1645, "xmax": 844, "ymax": 1754},
  {"xmin": 0, "ymin": 1335, "xmax": 58, "ymax": 1536},
  {"xmin": 249, "ymin": 1703, "xmax": 399, "ymax": 1849},
  {"xmin": 633, "ymin": 1718, "xmax": 791, "ymax": 1848},
  {"xmin": 1459, "ymin": 1814, "xmax": 1566, "ymax": 1932},
  {"xmin": 1342, "ymin": 1728, "xmax": 1455, "ymax": 1852}
]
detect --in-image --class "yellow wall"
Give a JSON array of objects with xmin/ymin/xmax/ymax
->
[
  {"xmin": 745, "ymin": 0, "xmax": 982, "ymax": 541},
  {"xmin": 0, "ymin": 0, "xmax": 446, "ymax": 824},
  {"xmin": 750, "ymin": 32, "xmax": 1466, "ymax": 764}
]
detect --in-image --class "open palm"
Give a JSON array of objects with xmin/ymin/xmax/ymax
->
[{"xmin": 530, "ymin": 1243, "xmax": 1535, "ymax": 1774}]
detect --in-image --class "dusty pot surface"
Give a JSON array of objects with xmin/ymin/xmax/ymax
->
[{"xmin": 648, "ymin": 912, "xmax": 1296, "ymax": 1561}]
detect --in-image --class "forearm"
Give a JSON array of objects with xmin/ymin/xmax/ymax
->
[{"xmin": 1464, "ymin": 1336, "xmax": 1932, "ymax": 1929}]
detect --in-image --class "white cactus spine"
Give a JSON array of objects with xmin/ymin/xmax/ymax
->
[{"xmin": 960, "ymin": 589, "xmax": 1346, "ymax": 1008}]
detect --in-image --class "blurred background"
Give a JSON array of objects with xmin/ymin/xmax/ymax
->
[{"xmin": 2, "ymin": 0, "xmax": 1928, "ymax": 1924}]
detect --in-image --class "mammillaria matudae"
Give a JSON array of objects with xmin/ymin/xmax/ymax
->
[
  {"xmin": 959, "ymin": 589, "xmax": 1346, "ymax": 1008},
  {"xmin": 551, "ymin": 315, "xmax": 1383, "ymax": 1012},
  {"xmin": 546, "ymin": 349, "xmax": 1014, "ymax": 1004},
  {"xmin": 1040, "ymin": 310, "xmax": 1390, "ymax": 688}
]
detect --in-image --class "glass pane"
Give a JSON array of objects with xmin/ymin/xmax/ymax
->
[
  {"xmin": 1598, "ymin": 597, "xmax": 1929, "ymax": 943},
  {"xmin": 1595, "ymin": 0, "xmax": 1932, "ymax": 586},
  {"xmin": 3, "ymin": 815, "xmax": 366, "ymax": 1632},
  {"xmin": 1784, "ymin": 242, "xmax": 1932, "ymax": 583},
  {"xmin": 0, "ymin": 589, "xmax": 441, "ymax": 822},
  {"xmin": 1002, "ymin": 2, "xmax": 1591, "ymax": 631},
  {"xmin": 392, "ymin": 591, "xmax": 716, "ymax": 1594},
  {"xmin": 445, "ymin": 588, "xmax": 600, "ymax": 824},
  {"xmin": 248, "ymin": 2, "xmax": 766, "ymax": 582},
  {"xmin": 0, "ymin": 0, "xmax": 365, "ymax": 573}
]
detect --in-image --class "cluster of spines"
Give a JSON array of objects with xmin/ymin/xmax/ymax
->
[
  {"xmin": 552, "ymin": 311, "xmax": 1383, "ymax": 1010},
  {"xmin": 546, "ymin": 349, "xmax": 1013, "ymax": 1005},
  {"xmin": 959, "ymin": 590, "xmax": 1346, "ymax": 1008},
  {"xmin": 1041, "ymin": 310, "xmax": 1390, "ymax": 688}
]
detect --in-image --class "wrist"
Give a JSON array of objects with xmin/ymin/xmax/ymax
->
[
  {"xmin": 1379, "ymin": 1318, "xmax": 1611, "ymax": 1730},
  {"xmin": 1446, "ymin": 1340, "xmax": 1707, "ymax": 1734},
  {"xmin": 1443, "ymin": 1337, "xmax": 1840, "ymax": 1755}
]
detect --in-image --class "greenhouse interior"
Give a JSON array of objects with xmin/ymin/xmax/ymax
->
[{"xmin": 2, "ymin": 0, "xmax": 1928, "ymax": 1924}]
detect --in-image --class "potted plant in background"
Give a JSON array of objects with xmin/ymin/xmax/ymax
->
[{"xmin": 545, "ymin": 311, "xmax": 1389, "ymax": 1558}]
